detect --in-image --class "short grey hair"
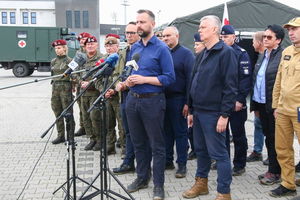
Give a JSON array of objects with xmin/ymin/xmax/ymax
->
[
  {"xmin": 164, "ymin": 26, "xmax": 179, "ymax": 35},
  {"xmin": 200, "ymin": 15, "xmax": 221, "ymax": 35}
]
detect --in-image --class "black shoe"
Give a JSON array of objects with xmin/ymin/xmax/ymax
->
[
  {"xmin": 107, "ymin": 146, "xmax": 116, "ymax": 155},
  {"xmin": 187, "ymin": 151, "xmax": 196, "ymax": 160},
  {"xmin": 246, "ymin": 151, "xmax": 262, "ymax": 162},
  {"xmin": 232, "ymin": 167, "xmax": 245, "ymax": 176},
  {"xmin": 113, "ymin": 163, "xmax": 135, "ymax": 174},
  {"xmin": 92, "ymin": 141, "xmax": 101, "ymax": 151},
  {"xmin": 175, "ymin": 164, "xmax": 187, "ymax": 178},
  {"xmin": 296, "ymin": 162, "xmax": 300, "ymax": 172},
  {"xmin": 165, "ymin": 162, "xmax": 175, "ymax": 170},
  {"xmin": 127, "ymin": 178, "xmax": 149, "ymax": 193},
  {"xmin": 269, "ymin": 185, "xmax": 297, "ymax": 197},
  {"xmin": 263, "ymin": 158, "xmax": 269, "ymax": 166},
  {"xmin": 52, "ymin": 136, "xmax": 65, "ymax": 145},
  {"xmin": 74, "ymin": 127, "xmax": 86, "ymax": 137},
  {"xmin": 153, "ymin": 186, "xmax": 164, "ymax": 200},
  {"xmin": 84, "ymin": 141, "xmax": 96, "ymax": 150}
]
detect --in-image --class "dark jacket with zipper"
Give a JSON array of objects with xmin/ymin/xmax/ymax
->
[
  {"xmin": 188, "ymin": 40, "xmax": 238, "ymax": 116},
  {"xmin": 250, "ymin": 46, "xmax": 283, "ymax": 113}
]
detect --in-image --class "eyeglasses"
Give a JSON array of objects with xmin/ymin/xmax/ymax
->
[
  {"xmin": 263, "ymin": 35, "xmax": 273, "ymax": 40},
  {"xmin": 125, "ymin": 31, "xmax": 137, "ymax": 35}
]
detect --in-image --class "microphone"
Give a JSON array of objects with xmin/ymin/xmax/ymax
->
[
  {"xmin": 63, "ymin": 52, "xmax": 87, "ymax": 77},
  {"xmin": 92, "ymin": 53, "xmax": 119, "ymax": 79},
  {"xmin": 81, "ymin": 58, "xmax": 105, "ymax": 80},
  {"xmin": 122, "ymin": 53, "xmax": 140, "ymax": 79}
]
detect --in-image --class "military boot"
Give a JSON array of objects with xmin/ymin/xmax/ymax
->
[
  {"xmin": 84, "ymin": 140, "xmax": 96, "ymax": 150},
  {"xmin": 182, "ymin": 177, "xmax": 209, "ymax": 198},
  {"xmin": 52, "ymin": 136, "xmax": 65, "ymax": 145},
  {"xmin": 107, "ymin": 145, "xmax": 116, "ymax": 155},
  {"xmin": 215, "ymin": 193, "xmax": 232, "ymax": 200},
  {"xmin": 74, "ymin": 127, "xmax": 86, "ymax": 137}
]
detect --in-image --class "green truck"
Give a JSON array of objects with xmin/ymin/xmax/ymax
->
[{"xmin": 0, "ymin": 26, "xmax": 80, "ymax": 77}]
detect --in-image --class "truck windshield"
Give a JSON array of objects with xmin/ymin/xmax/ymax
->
[{"xmin": 66, "ymin": 39, "xmax": 80, "ymax": 49}]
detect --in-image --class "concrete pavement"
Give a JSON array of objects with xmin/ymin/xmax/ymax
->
[{"xmin": 0, "ymin": 70, "xmax": 300, "ymax": 200}]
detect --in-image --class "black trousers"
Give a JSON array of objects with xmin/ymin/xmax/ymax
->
[{"xmin": 256, "ymin": 102, "xmax": 281, "ymax": 174}]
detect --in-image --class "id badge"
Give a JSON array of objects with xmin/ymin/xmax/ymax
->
[{"xmin": 298, "ymin": 107, "xmax": 300, "ymax": 122}]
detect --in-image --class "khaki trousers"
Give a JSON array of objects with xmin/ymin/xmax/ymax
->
[{"xmin": 275, "ymin": 112, "xmax": 300, "ymax": 190}]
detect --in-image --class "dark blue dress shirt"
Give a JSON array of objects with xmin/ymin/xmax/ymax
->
[{"xmin": 129, "ymin": 35, "xmax": 175, "ymax": 94}]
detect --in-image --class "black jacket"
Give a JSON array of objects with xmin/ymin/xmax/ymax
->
[
  {"xmin": 250, "ymin": 46, "xmax": 283, "ymax": 113},
  {"xmin": 188, "ymin": 40, "xmax": 238, "ymax": 116}
]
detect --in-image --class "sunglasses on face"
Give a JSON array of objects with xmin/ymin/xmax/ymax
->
[{"xmin": 263, "ymin": 35, "xmax": 273, "ymax": 40}]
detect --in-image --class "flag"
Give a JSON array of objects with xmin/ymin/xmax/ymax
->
[{"xmin": 222, "ymin": 2, "xmax": 230, "ymax": 26}]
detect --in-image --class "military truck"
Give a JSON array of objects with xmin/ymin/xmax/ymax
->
[{"xmin": 0, "ymin": 26, "xmax": 80, "ymax": 77}]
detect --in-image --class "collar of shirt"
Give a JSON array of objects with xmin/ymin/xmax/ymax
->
[
  {"xmin": 171, "ymin": 43, "xmax": 181, "ymax": 53},
  {"xmin": 137, "ymin": 35, "xmax": 157, "ymax": 47}
]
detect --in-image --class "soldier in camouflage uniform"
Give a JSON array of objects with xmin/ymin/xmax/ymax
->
[
  {"xmin": 103, "ymin": 34, "xmax": 125, "ymax": 155},
  {"xmin": 74, "ymin": 32, "xmax": 92, "ymax": 137},
  {"xmin": 50, "ymin": 39, "xmax": 75, "ymax": 145},
  {"xmin": 76, "ymin": 36, "xmax": 104, "ymax": 151}
]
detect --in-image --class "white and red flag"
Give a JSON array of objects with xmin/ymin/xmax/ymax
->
[{"xmin": 222, "ymin": 2, "xmax": 230, "ymax": 26}]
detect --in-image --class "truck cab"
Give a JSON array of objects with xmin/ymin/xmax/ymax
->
[{"xmin": 0, "ymin": 26, "xmax": 80, "ymax": 77}]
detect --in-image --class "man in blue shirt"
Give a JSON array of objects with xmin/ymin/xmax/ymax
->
[
  {"xmin": 125, "ymin": 9, "xmax": 175, "ymax": 200},
  {"xmin": 183, "ymin": 15, "xmax": 238, "ymax": 200},
  {"xmin": 220, "ymin": 25, "xmax": 252, "ymax": 176},
  {"xmin": 162, "ymin": 26, "xmax": 195, "ymax": 178}
]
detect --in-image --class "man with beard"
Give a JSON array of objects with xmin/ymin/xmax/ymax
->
[{"xmin": 125, "ymin": 9, "xmax": 175, "ymax": 200}]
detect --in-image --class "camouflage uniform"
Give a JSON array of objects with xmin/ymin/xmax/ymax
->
[
  {"xmin": 103, "ymin": 53, "xmax": 125, "ymax": 153},
  {"xmin": 75, "ymin": 47, "xmax": 86, "ymax": 132},
  {"xmin": 77, "ymin": 51, "xmax": 103, "ymax": 142},
  {"xmin": 51, "ymin": 55, "xmax": 75, "ymax": 138}
]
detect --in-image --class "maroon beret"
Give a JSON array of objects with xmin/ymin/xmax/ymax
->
[
  {"xmin": 77, "ymin": 32, "xmax": 92, "ymax": 41},
  {"xmin": 85, "ymin": 36, "xmax": 98, "ymax": 44},
  {"xmin": 52, "ymin": 39, "xmax": 67, "ymax": 47},
  {"xmin": 106, "ymin": 33, "xmax": 120, "ymax": 39}
]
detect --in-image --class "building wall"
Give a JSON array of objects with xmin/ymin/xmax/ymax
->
[
  {"xmin": 0, "ymin": 1, "xmax": 55, "ymax": 26},
  {"xmin": 1, "ymin": 0, "xmax": 100, "ymax": 39}
]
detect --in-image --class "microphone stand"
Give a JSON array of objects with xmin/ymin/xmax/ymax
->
[
  {"xmin": 79, "ymin": 73, "xmax": 134, "ymax": 200},
  {"xmin": 42, "ymin": 77, "xmax": 102, "ymax": 200},
  {"xmin": 0, "ymin": 69, "xmax": 86, "ymax": 90}
]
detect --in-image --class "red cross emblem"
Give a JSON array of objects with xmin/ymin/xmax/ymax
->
[{"xmin": 18, "ymin": 40, "xmax": 26, "ymax": 48}]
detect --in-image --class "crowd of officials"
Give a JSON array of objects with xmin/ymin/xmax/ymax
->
[{"xmin": 48, "ymin": 9, "xmax": 300, "ymax": 200}]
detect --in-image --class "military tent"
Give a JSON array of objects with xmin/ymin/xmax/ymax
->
[{"xmin": 168, "ymin": 0, "xmax": 300, "ymax": 63}]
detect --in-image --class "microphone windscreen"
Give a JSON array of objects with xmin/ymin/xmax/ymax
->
[
  {"xmin": 74, "ymin": 52, "xmax": 87, "ymax": 67},
  {"xmin": 132, "ymin": 53, "xmax": 140, "ymax": 62}
]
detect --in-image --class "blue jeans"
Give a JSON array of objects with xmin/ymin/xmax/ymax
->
[
  {"xmin": 120, "ymin": 102, "xmax": 135, "ymax": 166},
  {"xmin": 164, "ymin": 96, "xmax": 188, "ymax": 165},
  {"xmin": 193, "ymin": 110, "xmax": 232, "ymax": 194},
  {"xmin": 126, "ymin": 93, "xmax": 166, "ymax": 186},
  {"xmin": 253, "ymin": 116, "xmax": 264, "ymax": 154}
]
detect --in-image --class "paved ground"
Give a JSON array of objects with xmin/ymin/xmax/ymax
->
[{"xmin": 1, "ymin": 70, "xmax": 300, "ymax": 200}]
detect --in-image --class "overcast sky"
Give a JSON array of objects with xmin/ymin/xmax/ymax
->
[{"xmin": 100, "ymin": 0, "xmax": 300, "ymax": 26}]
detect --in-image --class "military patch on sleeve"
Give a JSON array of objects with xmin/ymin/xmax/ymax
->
[{"xmin": 284, "ymin": 55, "xmax": 291, "ymax": 60}]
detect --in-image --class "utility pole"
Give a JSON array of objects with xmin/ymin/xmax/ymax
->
[
  {"xmin": 121, "ymin": 0, "xmax": 130, "ymax": 25},
  {"xmin": 157, "ymin": 10, "xmax": 161, "ymax": 27}
]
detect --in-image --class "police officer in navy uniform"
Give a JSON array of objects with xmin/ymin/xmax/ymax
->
[{"xmin": 220, "ymin": 25, "xmax": 252, "ymax": 176}]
